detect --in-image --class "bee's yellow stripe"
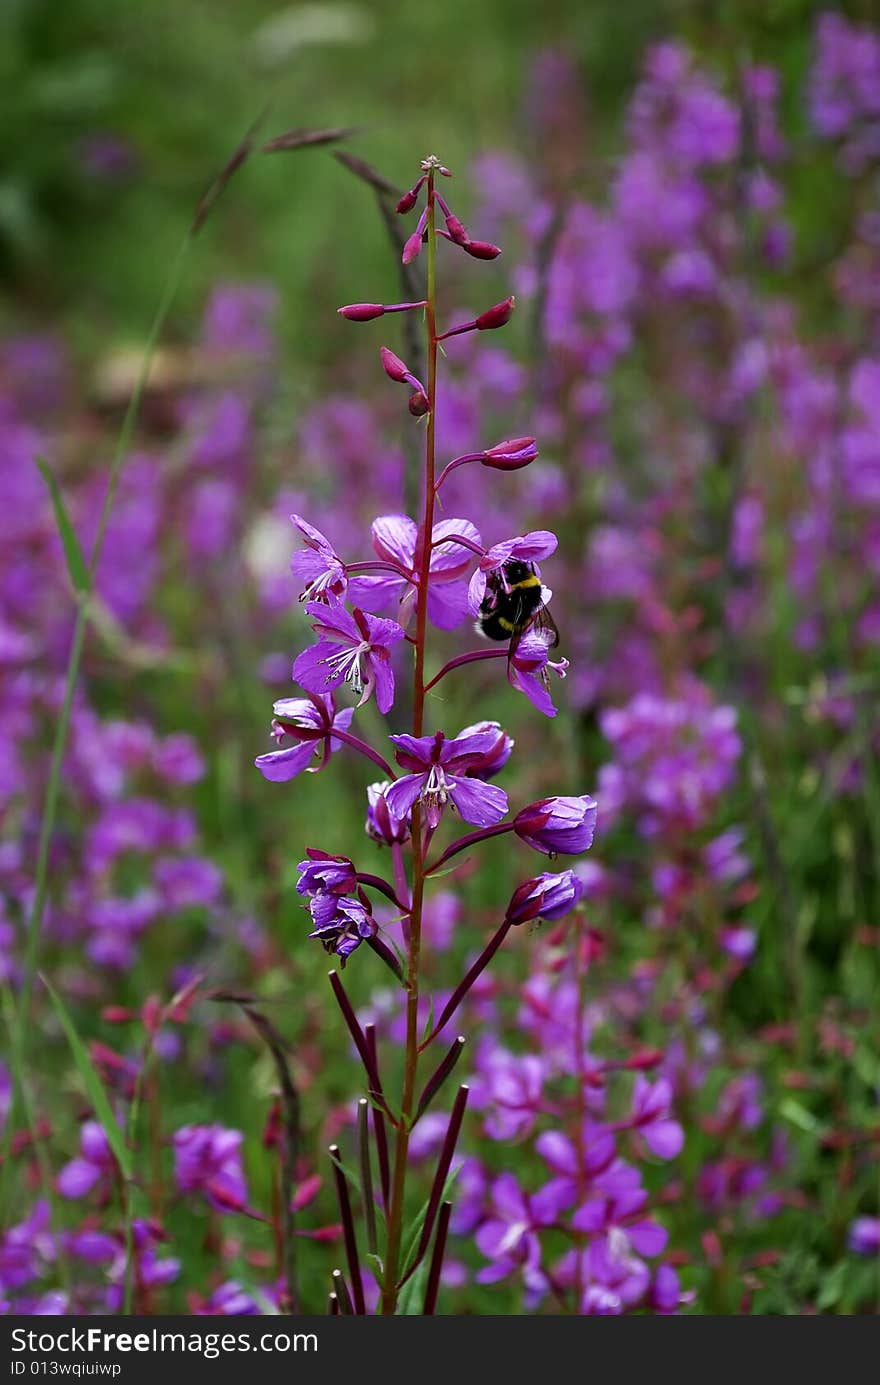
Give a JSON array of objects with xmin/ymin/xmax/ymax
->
[
  {"xmin": 497, "ymin": 616, "xmax": 515, "ymax": 631},
  {"xmin": 507, "ymin": 575, "xmax": 541, "ymax": 590}
]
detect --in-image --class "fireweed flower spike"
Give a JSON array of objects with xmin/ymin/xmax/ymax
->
[
  {"xmin": 254, "ymin": 693, "xmax": 353, "ymax": 782},
  {"xmin": 256, "ymin": 153, "xmax": 597, "ymax": 1314},
  {"xmin": 385, "ymin": 729, "xmax": 510, "ymax": 830},
  {"xmin": 293, "ymin": 602, "xmax": 406, "ymax": 713}
]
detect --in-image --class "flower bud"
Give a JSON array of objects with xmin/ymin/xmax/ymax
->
[
  {"xmin": 338, "ymin": 303, "xmax": 385, "ymax": 321},
  {"xmin": 482, "ymin": 437, "xmax": 538, "ymax": 470},
  {"xmin": 408, "ymin": 389, "xmax": 430, "ymax": 417},
  {"xmin": 462, "ymin": 238, "xmax": 502, "ymax": 260},
  {"xmin": 366, "ymin": 781, "xmax": 411, "ymax": 845},
  {"xmin": 402, "ymin": 229, "xmax": 424, "ymax": 265},
  {"xmin": 476, "ymin": 295, "xmax": 516, "ymax": 330},
  {"xmin": 506, "ymin": 870, "xmax": 583, "ymax": 926},
  {"xmin": 396, "ymin": 176, "xmax": 426, "ymax": 214},
  {"xmin": 444, "ymin": 214, "xmax": 469, "ymax": 246},
  {"xmin": 514, "ymin": 795, "xmax": 598, "ymax": 855},
  {"xmin": 379, "ymin": 346, "xmax": 411, "ymax": 384}
]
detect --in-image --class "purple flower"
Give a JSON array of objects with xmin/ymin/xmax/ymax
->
[
  {"xmin": 307, "ymin": 891, "xmax": 376, "ymax": 960},
  {"xmin": 57, "ymin": 1121, "xmax": 116, "ymax": 1200},
  {"xmin": 507, "ymin": 628, "xmax": 569, "ymax": 717},
  {"xmin": 196, "ymin": 1280, "xmax": 264, "ymax": 1315},
  {"xmin": 848, "ymin": 1216, "xmax": 880, "ymax": 1256},
  {"xmin": 514, "ymin": 795, "xmax": 598, "ymax": 855},
  {"xmin": 467, "ymin": 530, "xmax": 558, "ymax": 612},
  {"xmin": 368, "ymin": 514, "xmax": 482, "ymax": 630},
  {"xmin": 628, "ymin": 1077, "xmax": 684, "ymax": 1159},
  {"xmin": 0, "ymin": 1202, "xmax": 54, "ymax": 1293},
  {"xmin": 571, "ymin": 1185, "xmax": 668, "ymax": 1303},
  {"xmin": 385, "ymin": 729, "xmax": 509, "ymax": 830},
  {"xmin": 289, "ymin": 515, "xmax": 390, "ymax": 609},
  {"xmin": 296, "ymin": 848, "xmax": 357, "ymax": 897},
  {"xmin": 289, "ymin": 515, "xmax": 347, "ymax": 603},
  {"xmin": 365, "ymin": 781, "xmax": 411, "ymax": 845},
  {"xmin": 472, "ymin": 1042, "xmax": 545, "ymax": 1141},
  {"xmin": 255, "ymin": 692, "xmax": 354, "ymax": 782},
  {"xmin": 173, "ymin": 1125, "xmax": 249, "ymax": 1213},
  {"xmin": 536, "ymin": 1123, "xmax": 617, "ymax": 1209},
  {"xmin": 506, "ymin": 870, "xmax": 584, "ymax": 925},
  {"xmin": 293, "ymin": 603, "xmax": 405, "ymax": 714},
  {"xmin": 475, "ymin": 1173, "xmax": 555, "ymax": 1299}
]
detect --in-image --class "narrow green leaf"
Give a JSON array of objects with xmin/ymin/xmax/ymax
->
[
  {"xmin": 397, "ymin": 1259, "xmax": 429, "ymax": 1315},
  {"xmin": 36, "ymin": 457, "xmax": 90, "ymax": 594},
  {"xmin": 400, "ymin": 1162, "xmax": 463, "ymax": 1279},
  {"xmin": 42, "ymin": 974, "xmax": 131, "ymax": 1180}
]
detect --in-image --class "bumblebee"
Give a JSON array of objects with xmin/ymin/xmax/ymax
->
[{"xmin": 476, "ymin": 558, "xmax": 560, "ymax": 651}]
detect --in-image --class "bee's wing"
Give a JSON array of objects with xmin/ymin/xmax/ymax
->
[{"xmin": 507, "ymin": 601, "xmax": 561, "ymax": 666}]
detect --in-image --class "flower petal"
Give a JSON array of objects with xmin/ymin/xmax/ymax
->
[
  {"xmin": 448, "ymin": 776, "xmax": 508, "ymax": 826},
  {"xmin": 384, "ymin": 773, "xmax": 427, "ymax": 820},
  {"xmin": 254, "ymin": 741, "xmax": 317, "ymax": 783},
  {"xmin": 371, "ymin": 515, "xmax": 417, "ymax": 568}
]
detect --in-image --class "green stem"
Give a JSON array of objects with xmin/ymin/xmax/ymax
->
[{"xmin": 381, "ymin": 169, "xmax": 438, "ymax": 1315}]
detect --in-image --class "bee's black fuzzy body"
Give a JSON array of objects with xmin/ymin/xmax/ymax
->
[{"xmin": 476, "ymin": 559, "xmax": 552, "ymax": 642}]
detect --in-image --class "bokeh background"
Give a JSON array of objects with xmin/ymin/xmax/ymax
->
[{"xmin": 1, "ymin": 0, "xmax": 879, "ymax": 1316}]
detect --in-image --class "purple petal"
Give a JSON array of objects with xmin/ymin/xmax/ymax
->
[
  {"xmin": 427, "ymin": 580, "xmax": 470, "ymax": 630},
  {"xmin": 448, "ymin": 776, "xmax": 508, "ymax": 826},
  {"xmin": 642, "ymin": 1120, "xmax": 684, "ymax": 1160},
  {"xmin": 627, "ymin": 1219, "xmax": 668, "ymax": 1258},
  {"xmin": 371, "ymin": 515, "xmax": 417, "ymax": 568},
  {"xmin": 468, "ymin": 569, "xmax": 488, "ymax": 615},
  {"xmin": 346, "ymin": 574, "xmax": 403, "ymax": 611},
  {"xmin": 388, "ymin": 732, "xmax": 435, "ymax": 767},
  {"xmin": 327, "ymin": 705, "xmax": 355, "ymax": 751},
  {"xmin": 362, "ymin": 613, "xmax": 406, "ymax": 648},
  {"xmin": 531, "ymin": 1177, "xmax": 577, "ymax": 1222},
  {"xmin": 510, "ymin": 668, "xmax": 558, "ymax": 717},
  {"xmin": 535, "ymin": 1130, "xmax": 578, "ymax": 1176},
  {"xmin": 292, "ymin": 641, "xmax": 343, "ymax": 694},
  {"xmin": 255, "ymin": 741, "xmax": 317, "ymax": 782},
  {"xmin": 291, "ymin": 514, "xmax": 334, "ymax": 553},
  {"xmin": 429, "ymin": 518, "xmax": 482, "ymax": 576},
  {"xmin": 303, "ymin": 602, "xmax": 358, "ymax": 641},
  {"xmin": 384, "ymin": 773, "xmax": 427, "ymax": 820},
  {"xmin": 370, "ymin": 654, "xmax": 396, "ymax": 714},
  {"xmin": 57, "ymin": 1159, "xmax": 101, "ymax": 1199},
  {"xmin": 512, "ymin": 530, "xmax": 558, "ymax": 562}
]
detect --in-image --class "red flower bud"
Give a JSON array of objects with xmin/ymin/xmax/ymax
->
[
  {"xmin": 462, "ymin": 238, "xmax": 502, "ymax": 260},
  {"xmin": 402, "ymin": 230, "xmax": 424, "ymax": 265},
  {"xmin": 396, "ymin": 175, "xmax": 426, "ymax": 214},
  {"xmin": 476, "ymin": 296, "xmax": 516, "ymax": 331},
  {"xmin": 482, "ymin": 437, "xmax": 538, "ymax": 470},
  {"xmin": 408, "ymin": 389, "xmax": 430, "ymax": 417},
  {"xmin": 338, "ymin": 303, "xmax": 385, "ymax": 321},
  {"xmin": 379, "ymin": 346, "xmax": 411, "ymax": 383},
  {"xmin": 444, "ymin": 214, "xmax": 469, "ymax": 246}
]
